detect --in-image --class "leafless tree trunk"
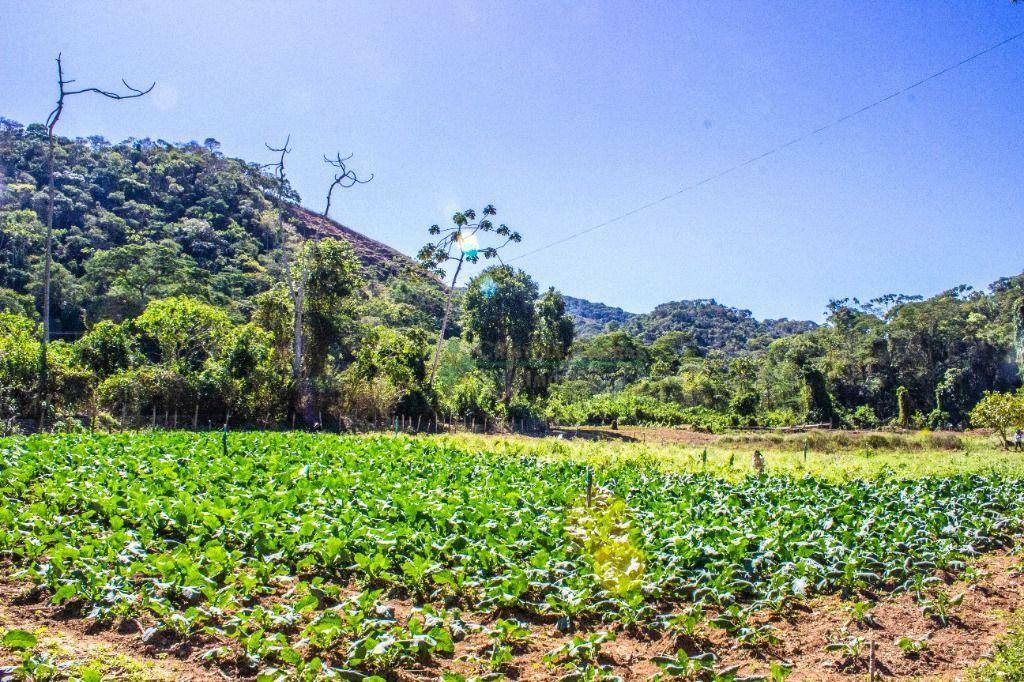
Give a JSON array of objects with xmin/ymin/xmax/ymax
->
[
  {"xmin": 39, "ymin": 54, "xmax": 152, "ymax": 430},
  {"xmin": 428, "ymin": 255, "xmax": 465, "ymax": 385},
  {"xmin": 265, "ymin": 138, "xmax": 310, "ymax": 422}
]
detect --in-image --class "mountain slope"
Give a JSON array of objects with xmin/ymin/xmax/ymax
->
[
  {"xmin": 292, "ymin": 205, "xmax": 429, "ymax": 282},
  {"xmin": 0, "ymin": 118, "xmax": 433, "ymax": 331},
  {"xmin": 563, "ymin": 295, "xmax": 636, "ymax": 338},
  {"xmin": 625, "ymin": 299, "xmax": 817, "ymax": 354}
]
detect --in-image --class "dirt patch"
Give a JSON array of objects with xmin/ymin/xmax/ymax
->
[
  {"xmin": 2, "ymin": 553, "xmax": 1021, "ymax": 680},
  {"xmin": 0, "ymin": 578, "xmax": 226, "ymax": 681},
  {"xmin": 561, "ymin": 425, "xmax": 720, "ymax": 446},
  {"xmin": 433, "ymin": 553, "xmax": 1024, "ymax": 681},
  {"xmin": 724, "ymin": 552, "xmax": 1024, "ymax": 681}
]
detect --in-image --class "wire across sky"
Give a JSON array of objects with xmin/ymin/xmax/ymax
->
[{"xmin": 509, "ymin": 29, "xmax": 1024, "ymax": 264}]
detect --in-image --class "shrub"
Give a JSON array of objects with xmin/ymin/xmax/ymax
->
[{"xmin": 970, "ymin": 390, "xmax": 1024, "ymax": 448}]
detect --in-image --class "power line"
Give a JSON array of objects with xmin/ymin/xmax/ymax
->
[{"xmin": 510, "ymin": 29, "xmax": 1024, "ymax": 263}]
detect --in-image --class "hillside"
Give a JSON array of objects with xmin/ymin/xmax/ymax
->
[
  {"xmin": 562, "ymin": 295, "xmax": 636, "ymax": 338},
  {"xmin": 0, "ymin": 118, "xmax": 434, "ymax": 333},
  {"xmin": 623, "ymin": 298, "xmax": 817, "ymax": 354},
  {"xmin": 565, "ymin": 292, "xmax": 817, "ymax": 354},
  {"xmin": 291, "ymin": 205, "xmax": 429, "ymax": 282}
]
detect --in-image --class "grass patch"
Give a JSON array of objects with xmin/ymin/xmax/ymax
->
[
  {"xmin": 971, "ymin": 611, "xmax": 1024, "ymax": 680},
  {"xmin": 432, "ymin": 431, "xmax": 1024, "ymax": 480}
]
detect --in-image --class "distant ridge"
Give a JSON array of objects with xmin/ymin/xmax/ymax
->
[
  {"xmin": 625, "ymin": 299, "xmax": 817, "ymax": 354},
  {"xmin": 565, "ymin": 295, "xmax": 816, "ymax": 354},
  {"xmin": 563, "ymin": 296, "xmax": 636, "ymax": 338}
]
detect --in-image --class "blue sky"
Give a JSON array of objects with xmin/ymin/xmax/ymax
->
[{"xmin": 3, "ymin": 1, "xmax": 1022, "ymax": 321}]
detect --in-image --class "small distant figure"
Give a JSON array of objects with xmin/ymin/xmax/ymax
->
[
  {"xmin": 752, "ymin": 449, "xmax": 765, "ymax": 475},
  {"xmin": 1014, "ymin": 429, "xmax": 1023, "ymax": 452}
]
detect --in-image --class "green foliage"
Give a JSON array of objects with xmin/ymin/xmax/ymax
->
[
  {"xmin": 463, "ymin": 266, "xmax": 539, "ymax": 406},
  {"xmin": 0, "ymin": 312, "xmax": 40, "ymax": 414},
  {"xmin": 970, "ymin": 390, "xmax": 1024, "ymax": 446},
  {"xmin": 624, "ymin": 298, "xmax": 816, "ymax": 353},
  {"xmin": 301, "ymin": 237, "xmax": 364, "ymax": 375},
  {"xmin": 441, "ymin": 369, "xmax": 499, "ymax": 420},
  {"xmin": 567, "ymin": 331, "xmax": 651, "ymax": 393},
  {"xmin": 74, "ymin": 319, "xmax": 139, "ymax": 378},
  {"xmin": 136, "ymin": 295, "xmax": 230, "ymax": 371},
  {"xmin": 545, "ymin": 387, "xmax": 733, "ymax": 431},
  {"xmin": 2, "ymin": 432, "xmax": 1024, "ymax": 676},
  {"xmin": 526, "ymin": 287, "xmax": 575, "ymax": 398},
  {"xmin": 2, "ymin": 118, "xmax": 1022, "ymax": 430},
  {"xmin": 1, "ymin": 628, "xmax": 37, "ymax": 650}
]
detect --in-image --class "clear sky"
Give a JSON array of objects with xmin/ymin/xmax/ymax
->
[{"xmin": 3, "ymin": 1, "xmax": 1022, "ymax": 321}]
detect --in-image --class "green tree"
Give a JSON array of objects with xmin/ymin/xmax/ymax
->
[
  {"xmin": 0, "ymin": 313, "xmax": 41, "ymax": 416},
  {"xmin": 74, "ymin": 320, "xmax": 139, "ymax": 379},
  {"xmin": 83, "ymin": 240, "xmax": 203, "ymax": 318},
  {"xmin": 525, "ymin": 288, "xmax": 575, "ymax": 398},
  {"xmin": 345, "ymin": 326, "xmax": 430, "ymax": 417},
  {"xmin": 136, "ymin": 295, "xmax": 229, "ymax": 372},
  {"xmin": 302, "ymin": 237, "xmax": 364, "ymax": 378},
  {"xmin": 204, "ymin": 323, "xmax": 290, "ymax": 425},
  {"xmin": 462, "ymin": 266, "xmax": 538, "ymax": 411},
  {"xmin": 970, "ymin": 390, "xmax": 1024, "ymax": 448},
  {"xmin": 418, "ymin": 206, "xmax": 521, "ymax": 385},
  {"xmin": 648, "ymin": 330, "xmax": 699, "ymax": 377},
  {"xmin": 567, "ymin": 331, "xmax": 650, "ymax": 393}
]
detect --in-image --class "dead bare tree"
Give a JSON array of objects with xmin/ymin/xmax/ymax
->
[
  {"xmin": 418, "ymin": 206, "xmax": 521, "ymax": 386},
  {"xmin": 323, "ymin": 152, "xmax": 372, "ymax": 221},
  {"xmin": 39, "ymin": 54, "xmax": 153, "ymax": 429},
  {"xmin": 262, "ymin": 137, "xmax": 309, "ymax": 423},
  {"xmin": 261, "ymin": 144, "xmax": 373, "ymax": 428}
]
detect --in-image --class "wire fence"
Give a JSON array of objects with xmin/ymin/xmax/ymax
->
[{"xmin": 10, "ymin": 410, "xmax": 554, "ymax": 437}]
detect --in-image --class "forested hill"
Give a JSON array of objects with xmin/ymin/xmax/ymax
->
[
  {"xmin": 625, "ymin": 299, "xmax": 817, "ymax": 354},
  {"xmin": 2, "ymin": 117, "xmax": 1024, "ymax": 433},
  {"xmin": 562, "ymin": 295, "xmax": 636, "ymax": 338},
  {"xmin": 0, "ymin": 118, "xmax": 434, "ymax": 335},
  {"xmin": 566, "ymin": 294, "xmax": 817, "ymax": 355}
]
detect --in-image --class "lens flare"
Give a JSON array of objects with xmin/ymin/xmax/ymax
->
[
  {"xmin": 456, "ymin": 231, "xmax": 480, "ymax": 259},
  {"xmin": 480, "ymin": 276, "xmax": 498, "ymax": 299}
]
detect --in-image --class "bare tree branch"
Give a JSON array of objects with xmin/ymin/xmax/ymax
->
[
  {"xmin": 38, "ymin": 54, "xmax": 153, "ymax": 430},
  {"xmin": 323, "ymin": 152, "xmax": 372, "ymax": 218}
]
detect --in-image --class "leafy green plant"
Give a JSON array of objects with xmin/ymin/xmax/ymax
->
[
  {"xmin": 843, "ymin": 600, "xmax": 876, "ymax": 627},
  {"xmin": 896, "ymin": 634, "xmax": 929, "ymax": 656},
  {"xmin": 918, "ymin": 590, "xmax": 963, "ymax": 627}
]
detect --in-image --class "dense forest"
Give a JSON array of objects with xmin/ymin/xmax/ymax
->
[{"xmin": 1, "ymin": 117, "xmax": 1022, "ymax": 433}]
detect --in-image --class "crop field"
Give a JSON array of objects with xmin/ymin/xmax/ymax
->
[{"xmin": 2, "ymin": 432, "xmax": 1024, "ymax": 681}]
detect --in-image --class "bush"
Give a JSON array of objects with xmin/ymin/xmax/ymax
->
[
  {"xmin": 849, "ymin": 405, "xmax": 880, "ymax": 429},
  {"xmin": 970, "ymin": 390, "xmax": 1024, "ymax": 447}
]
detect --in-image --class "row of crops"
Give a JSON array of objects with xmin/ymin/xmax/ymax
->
[{"xmin": 1, "ymin": 432, "xmax": 1023, "ymax": 679}]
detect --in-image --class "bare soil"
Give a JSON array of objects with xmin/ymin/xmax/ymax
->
[
  {"xmin": 0, "ymin": 576, "xmax": 225, "ymax": 681},
  {"xmin": 2, "ymin": 553, "xmax": 1021, "ymax": 680}
]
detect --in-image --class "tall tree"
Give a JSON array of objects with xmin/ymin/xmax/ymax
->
[
  {"xmin": 418, "ymin": 206, "xmax": 521, "ymax": 386},
  {"xmin": 526, "ymin": 288, "xmax": 575, "ymax": 398},
  {"xmin": 462, "ymin": 265, "xmax": 538, "ymax": 410},
  {"xmin": 262, "ymin": 137, "xmax": 309, "ymax": 421},
  {"xmin": 39, "ymin": 55, "xmax": 153, "ymax": 428}
]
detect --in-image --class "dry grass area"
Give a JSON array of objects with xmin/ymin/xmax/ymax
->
[{"xmin": 439, "ymin": 427, "xmax": 1023, "ymax": 481}]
